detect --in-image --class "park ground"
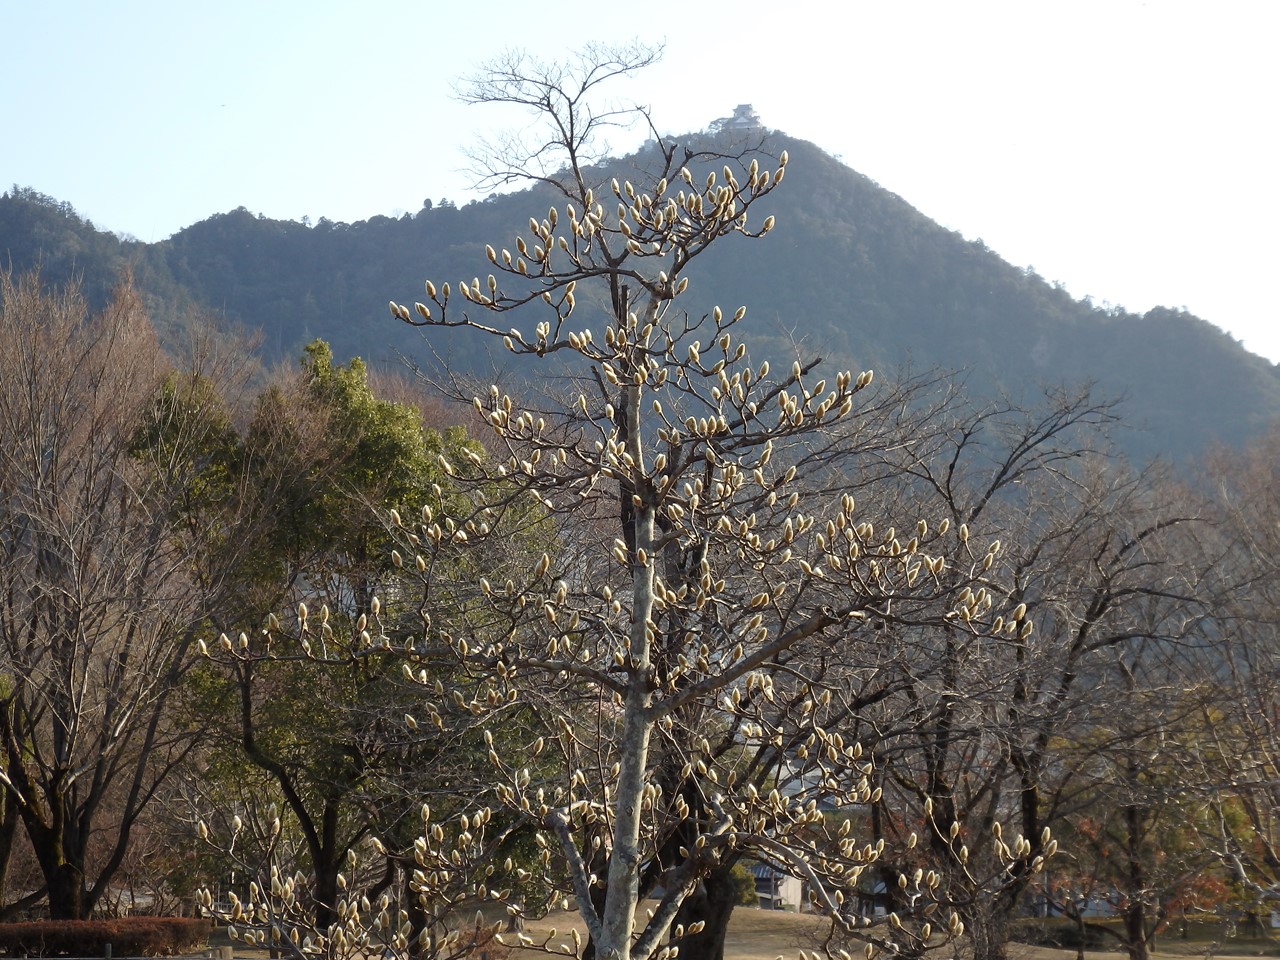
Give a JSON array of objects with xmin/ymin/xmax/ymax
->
[
  {"xmin": 209, "ymin": 907, "xmax": 1280, "ymax": 960},
  {"xmin": 515, "ymin": 907, "xmax": 1280, "ymax": 960}
]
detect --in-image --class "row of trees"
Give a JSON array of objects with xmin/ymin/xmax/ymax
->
[
  {"xmin": 2, "ymin": 42, "xmax": 1280, "ymax": 960},
  {"xmin": 0, "ymin": 268, "xmax": 484, "ymax": 921},
  {"xmin": 0, "ymin": 277, "xmax": 1277, "ymax": 960}
]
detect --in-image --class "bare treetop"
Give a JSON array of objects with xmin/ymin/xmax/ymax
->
[{"xmin": 460, "ymin": 42, "xmax": 663, "ymax": 193}]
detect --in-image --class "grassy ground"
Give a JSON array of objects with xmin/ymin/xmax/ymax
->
[
  {"xmin": 514, "ymin": 906, "xmax": 1280, "ymax": 960},
  {"xmin": 208, "ymin": 906, "xmax": 1280, "ymax": 960}
]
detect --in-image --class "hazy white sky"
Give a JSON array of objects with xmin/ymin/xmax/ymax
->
[{"xmin": 5, "ymin": 1, "xmax": 1278, "ymax": 361}]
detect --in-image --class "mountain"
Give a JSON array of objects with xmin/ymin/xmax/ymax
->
[{"xmin": 3, "ymin": 134, "xmax": 1278, "ymax": 464}]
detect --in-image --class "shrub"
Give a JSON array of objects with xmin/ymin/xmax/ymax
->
[
  {"xmin": 0, "ymin": 918, "xmax": 210, "ymax": 956},
  {"xmin": 730, "ymin": 863, "xmax": 761, "ymax": 907},
  {"xmin": 1008, "ymin": 917, "xmax": 1110, "ymax": 949},
  {"xmin": 468, "ymin": 925, "xmax": 511, "ymax": 960}
]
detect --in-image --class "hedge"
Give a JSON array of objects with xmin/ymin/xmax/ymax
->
[
  {"xmin": 1008, "ymin": 917, "xmax": 1110, "ymax": 949},
  {"xmin": 0, "ymin": 918, "xmax": 210, "ymax": 957}
]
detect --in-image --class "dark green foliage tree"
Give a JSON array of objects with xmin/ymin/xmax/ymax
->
[
  {"xmin": 199, "ymin": 342, "xmax": 468, "ymax": 928},
  {"xmin": 192, "ymin": 340, "xmax": 547, "ymax": 945}
]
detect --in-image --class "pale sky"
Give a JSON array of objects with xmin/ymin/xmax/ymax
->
[{"xmin": 5, "ymin": 1, "xmax": 1278, "ymax": 362}]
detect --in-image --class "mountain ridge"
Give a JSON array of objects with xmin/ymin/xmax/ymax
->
[{"xmin": 3, "ymin": 131, "xmax": 1276, "ymax": 464}]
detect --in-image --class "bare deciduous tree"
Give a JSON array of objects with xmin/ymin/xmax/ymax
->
[
  {"xmin": 0, "ymin": 272, "xmax": 260, "ymax": 918},
  {"xmin": 1189, "ymin": 427, "xmax": 1280, "ymax": 912},
  {"xmin": 839, "ymin": 390, "xmax": 1212, "ymax": 960}
]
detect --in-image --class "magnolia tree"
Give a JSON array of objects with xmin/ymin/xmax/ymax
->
[{"xmin": 200, "ymin": 45, "xmax": 1052, "ymax": 960}]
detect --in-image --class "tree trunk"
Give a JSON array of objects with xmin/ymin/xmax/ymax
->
[
  {"xmin": 1123, "ymin": 800, "xmax": 1149, "ymax": 960},
  {"xmin": 402, "ymin": 867, "xmax": 428, "ymax": 960},
  {"xmin": 672, "ymin": 867, "xmax": 738, "ymax": 960},
  {"xmin": 17, "ymin": 792, "xmax": 91, "ymax": 920},
  {"xmin": 0, "ymin": 793, "xmax": 20, "ymax": 909},
  {"xmin": 313, "ymin": 859, "xmax": 339, "ymax": 932},
  {"xmin": 964, "ymin": 904, "xmax": 1009, "ymax": 960},
  {"xmin": 311, "ymin": 798, "xmax": 344, "ymax": 931},
  {"xmin": 1123, "ymin": 901, "xmax": 1149, "ymax": 960},
  {"xmin": 46, "ymin": 862, "xmax": 87, "ymax": 920}
]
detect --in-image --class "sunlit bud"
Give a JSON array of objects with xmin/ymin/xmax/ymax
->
[
  {"xmin": 371, "ymin": 596, "xmax": 381, "ymax": 616},
  {"xmin": 958, "ymin": 523, "xmax": 969, "ymax": 543},
  {"xmin": 762, "ymin": 216, "xmax": 775, "ymax": 233},
  {"xmin": 425, "ymin": 280, "xmax": 437, "ymax": 298}
]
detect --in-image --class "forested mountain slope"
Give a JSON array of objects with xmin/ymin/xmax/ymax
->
[{"xmin": 4, "ymin": 130, "xmax": 1277, "ymax": 464}]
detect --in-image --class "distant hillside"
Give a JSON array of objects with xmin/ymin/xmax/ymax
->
[{"xmin": 3, "ymin": 133, "xmax": 1278, "ymax": 464}]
